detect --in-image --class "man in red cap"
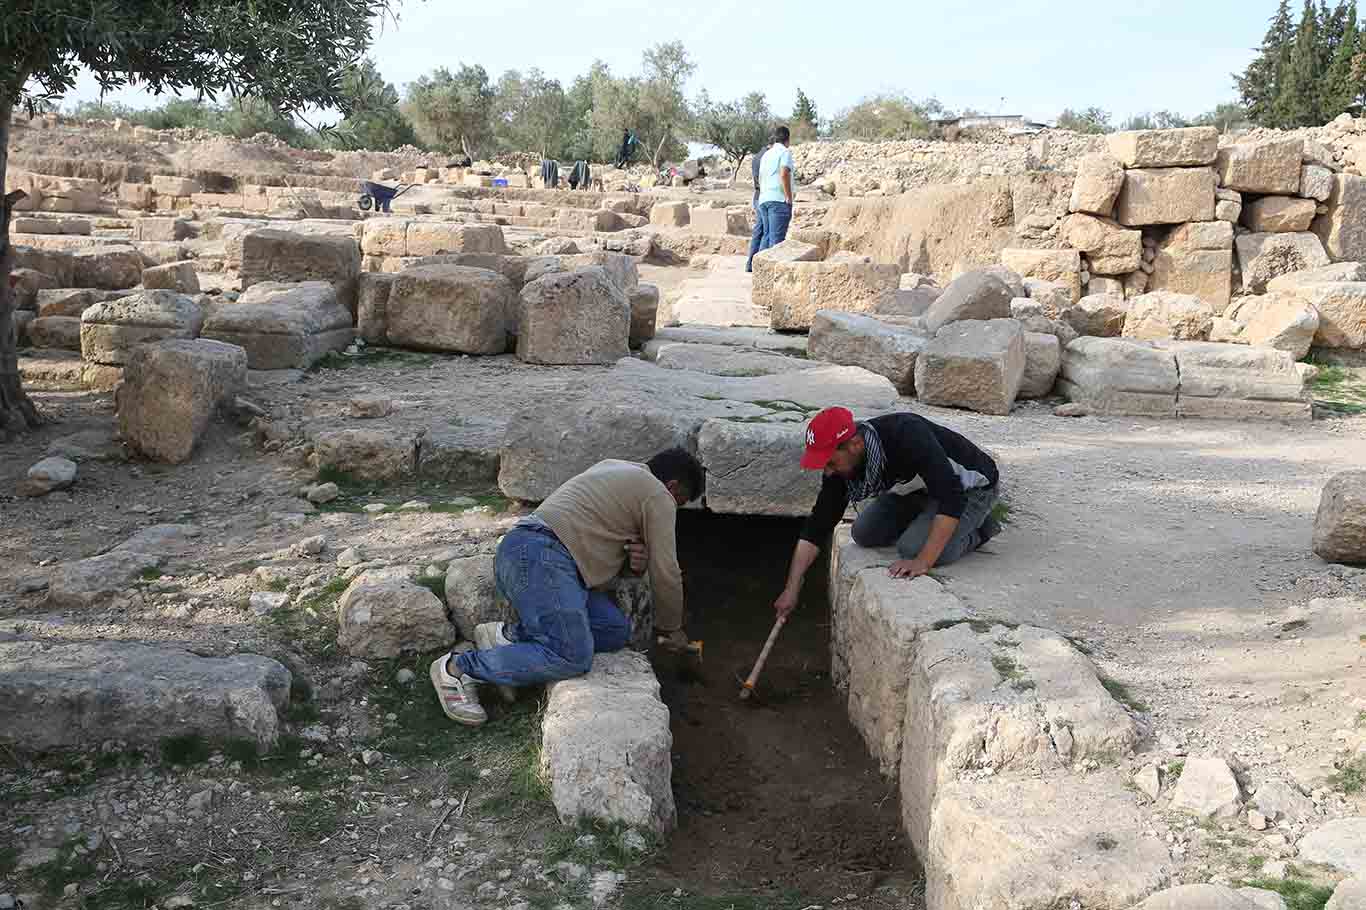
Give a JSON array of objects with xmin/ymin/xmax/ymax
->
[{"xmin": 773, "ymin": 407, "xmax": 1001, "ymax": 617}]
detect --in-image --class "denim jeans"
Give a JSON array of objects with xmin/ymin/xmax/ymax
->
[
  {"xmin": 850, "ymin": 486, "xmax": 998, "ymax": 565},
  {"xmin": 455, "ymin": 526, "xmax": 631, "ymax": 687},
  {"xmin": 757, "ymin": 201, "xmax": 792, "ymax": 255},
  {"xmin": 745, "ymin": 201, "xmax": 767, "ymax": 272}
]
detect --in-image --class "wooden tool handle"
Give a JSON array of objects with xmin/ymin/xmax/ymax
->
[{"xmin": 739, "ymin": 614, "xmax": 787, "ymax": 699}]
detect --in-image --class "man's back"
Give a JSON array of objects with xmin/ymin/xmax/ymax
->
[{"xmin": 757, "ymin": 142, "xmax": 794, "ymax": 204}]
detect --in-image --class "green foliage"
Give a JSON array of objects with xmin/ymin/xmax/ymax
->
[
  {"xmin": 831, "ymin": 92, "xmax": 944, "ymax": 140},
  {"xmin": 404, "ymin": 63, "xmax": 496, "ymax": 156},
  {"xmin": 1120, "ymin": 110, "xmax": 1190, "ymax": 130},
  {"xmin": 1239, "ymin": 0, "xmax": 1363, "ymax": 127},
  {"xmin": 492, "ymin": 68, "xmax": 571, "ymax": 158},
  {"xmin": 67, "ymin": 96, "xmax": 317, "ymax": 144},
  {"xmin": 696, "ymin": 91, "xmax": 772, "ymax": 170},
  {"xmin": 1192, "ymin": 102, "xmax": 1253, "ymax": 133},
  {"xmin": 1234, "ymin": 877, "xmax": 1335, "ymax": 910},
  {"xmin": 792, "ymin": 88, "xmax": 818, "ymax": 127},
  {"xmin": 1328, "ymin": 755, "xmax": 1366, "ymax": 793},
  {"xmin": 1056, "ymin": 107, "xmax": 1114, "ymax": 134},
  {"xmin": 1098, "ymin": 674, "xmax": 1149, "ymax": 713},
  {"xmin": 330, "ymin": 57, "xmax": 418, "ymax": 152},
  {"xmin": 638, "ymin": 40, "xmax": 697, "ymax": 163}
]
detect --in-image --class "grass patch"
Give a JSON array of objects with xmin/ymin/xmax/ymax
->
[
  {"xmin": 991, "ymin": 651, "xmax": 1035, "ymax": 692},
  {"xmin": 139, "ymin": 566, "xmax": 163, "ymax": 581},
  {"xmin": 414, "ymin": 575, "xmax": 446, "ymax": 600},
  {"xmin": 1246, "ymin": 855, "xmax": 1266, "ymax": 871},
  {"xmin": 160, "ymin": 733, "xmax": 213, "ymax": 766},
  {"xmin": 990, "ymin": 500, "xmax": 1012, "ymax": 525},
  {"xmin": 1168, "ymin": 760, "xmax": 1185, "ymax": 779},
  {"xmin": 1098, "ymin": 674, "xmax": 1149, "ymax": 713},
  {"xmin": 544, "ymin": 820, "xmax": 657, "ymax": 871},
  {"xmin": 1304, "ymin": 355, "xmax": 1366, "ymax": 416},
  {"xmin": 309, "ymin": 349, "xmax": 434, "ymax": 372},
  {"xmin": 1328, "ymin": 755, "xmax": 1366, "ymax": 794},
  {"xmin": 1234, "ymin": 878, "xmax": 1335, "ymax": 910},
  {"xmin": 266, "ymin": 577, "xmax": 289, "ymax": 592}
]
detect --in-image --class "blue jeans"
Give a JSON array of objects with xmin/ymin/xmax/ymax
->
[
  {"xmin": 850, "ymin": 487, "xmax": 999, "ymax": 565},
  {"xmin": 455, "ymin": 526, "xmax": 631, "ymax": 687},
  {"xmin": 757, "ymin": 201, "xmax": 792, "ymax": 255},
  {"xmin": 745, "ymin": 202, "xmax": 767, "ymax": 272}
]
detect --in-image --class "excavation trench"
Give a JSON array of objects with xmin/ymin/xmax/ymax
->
[{"xmin": 646, "ymin": 511, "xmax": 919, "ymax": 897}]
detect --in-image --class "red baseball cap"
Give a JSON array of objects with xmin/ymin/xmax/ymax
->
[{"xmin": 801, "ymin": 407, "xmax": 857, "ymax": 469}]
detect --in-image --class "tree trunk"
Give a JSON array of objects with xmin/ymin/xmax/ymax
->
[
  {"xmin": 652, "ymin": 132, "xmax": 668, "ymax": 169},
  {"xmin": 729, "ymin": 151, "xmax": 746, "ymax": 188},
  {"xmin": 0, "ymin": 97, "xmax": 42, "ymax": 437}
]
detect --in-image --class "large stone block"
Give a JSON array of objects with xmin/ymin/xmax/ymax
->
[
  {"xmin": 1149, "ymin": 247, "xmax": 1233, "ymax": 314},
  {"xmin": 1115, "ymin": 167, "xmax": 1216, "ymax": 226},
  {"xmin": 134, "ymin": 217, "xmax": 193, "ymax": 243},
  {"xmin": 809, "ymin": 310, "xmax": 928, "ymax": 393},
  {"xmin": 690, "ymin": 206, "xmax": 748, "ymax": 235},
  {"xmin": 1216, "ymin": 139, "xmax": 1304, "ymax": 195},
  {"xmin": 36, "ymin": 288, "xmax": 119, "ymax": 318},
  {"xmin": 542, "ymin": 650, "xmax": 676, "ymax": 835},
  {"xmin": 924, "ymin": 270, "xmax": 1014, "ymax": 333},
  {"xmin": 356, "ymin": 272, "xmax": 395, "ymax": 342},
  {"xmin": 696, "ymin": 419, "xmax": 821, "ymax": 517},
  {"xmin": 1061, "ymin": 213, "xmax": 1142, "ymax": 274},
  {"xmin": 201, "ymin": 281, "xmax": 354, "ymax": 369},
  {"xmin": 647, "ymin": 341, "xmax": 812, "ymax": 377},
  {"xmin": 760, "ymin": 257, "xmax": 900, "ymax": 332},
  {"xmin": 1107, "ymin": 127, "xmax": 1219, "ymax": 168},
  {"xmin": 1061, "ymin": 294, "xmax": 1129, "ymax": 338},
  {"xmin": 629, "ymin": 283, "xmax": 660, "ymax": 348},
  {"xmin": 1314, "ymin": 471, "xmax": 1366, "ymax": 565},
  {"xmin": 406, "ymin": 221, "xmax": 506, "ymax": 257},
  {"xmin": 444, "ymin": 555, "xmax": 515, "ymax": 640},
  {"xmin": 1266, "ymin": 261, "xmax": 1366, "ymax": 292},
  {"xmin": 115, "ymin": 339, "xmax": 247, "ymax": 463},
  {"xmin": 518, "ymin": 267, "xmax": 630, "ymax": 365},
  {"xmin": 26, "ymin": 315, "xmax": 82, "ymax": 350},
  {"xmin": 650, "ymin": 201, "xmax": 690, "ymax": 227},
  {"xmin": 227, "ymin": 228, "xmax": 361, "ymax": 311},
  {"xmin": 361, "ymin": 218, "xmax": 409, "ymax": 256},
  {"xmin": 0, "ymin": 640, "xmax": 289, "ymax": 753},
  {"xmin": 1226, "ymin": 294, "xmax": 1320, "ymax": 358},
  {"xmin": 13, "ymin": 244, "xmax": 76, "ymax": 286},
  {"xmin": 1235, "ymin": 232, "xmax": 1331, "ymax": 294},
  {"xmin": 141, "ymin": 260, "xmax": 200, "ymax": 293},
  {"xmin": 1242, "ymin": 196, "xmax": 1318, "ymax": 233},
  {"xmin": 1020, "ymin": 331, "xmax": 1062, "ymax": 398},
  {"xmin": 524, "ymin": 251, "xmax": 639, "ymax": 296},
  {"xmin": 1313, "ymin": 173, "xmax": 1366, "ymax": 262},
  {"xmin": 1069, "ymin": 153, "xmax": 1125, "ymax": 216},
  {"xmin": 1279, "ymin": 281, "xmax": 1366, "ymax": 349},
  {"xmin": 1161, "ymin": 340, "xmax": 1314, "ymax": 421},
  {"xmin": 914, "ymin": 318, "xmax": 1026, "ymax": 415},
  {"xmin": 1123, "ymin": 291, "xmax": 1214, "ymax": 341},
  {"xmin": 80, "ymin": 291, "xmax": 205, "ymax": 365},
  {"xmin": 72, "ymin": 245, "xmax": 144, "ymax": 290},
  {"xmin": 337, "ymin": 569, "xmax": 455, "ymax": 659},
  {"xmin": 48, "ymin": 524, "xmax": 202, "ymax": 609},
  {"xmin": 999, "ymin": 249, "xmax": 1083, "ymax": 302},
  {"xmin": 1059, "ymin": 337, "xmax": 1180, "ymax": 416},
  {"xmin": 386, "ymin": 265, "xmax": 513, "ymax": 355},
  {"xmin": 151, "ymin": 175, "xmax": 202, "ymax": 197}
]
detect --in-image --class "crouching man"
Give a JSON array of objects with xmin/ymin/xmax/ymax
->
[
  {"xmin": 432, "ymin": 447, "xmax": 704, "ymax": 725},
  {"xmin": 773, "ymin": 407, "xmax": 1002, "ymax": 617}
]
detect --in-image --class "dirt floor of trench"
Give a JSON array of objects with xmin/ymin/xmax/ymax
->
[{"xmin": 638, "ymin": 512, "xmax": 919, "ymax": 906}]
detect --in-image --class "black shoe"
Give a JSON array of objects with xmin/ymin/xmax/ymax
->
[{"xmin": 977, "ymin": 514, "xmax": 1002, "ymax": 546}]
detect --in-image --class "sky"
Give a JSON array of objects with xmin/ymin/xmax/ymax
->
[{"xmin": 65, "ymin": 0, "xmax": 1273, "ymax": 126}]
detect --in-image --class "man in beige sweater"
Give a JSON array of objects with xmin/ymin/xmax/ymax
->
[{"xmin": 431, "ymin": 447, "xmax": 703, "ymax": 725}]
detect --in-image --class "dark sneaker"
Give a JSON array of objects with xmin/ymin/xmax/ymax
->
[{"xmin": 978, "ymin": 514, "xmax": 1002, "ymax": 546}]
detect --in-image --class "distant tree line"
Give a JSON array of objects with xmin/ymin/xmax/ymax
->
[{"xmin": 1238, "ymin": 0, "xmax": 1364, "ymax": 128}]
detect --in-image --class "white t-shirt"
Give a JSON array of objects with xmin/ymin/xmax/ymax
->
[{"xmin": 757, "ymin": 143, "xmax": 794, "ymax": 205}]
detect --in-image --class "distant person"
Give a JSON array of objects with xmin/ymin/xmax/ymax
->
[
  {"xmin": 754, "ymin": 125, "xmax": 795, "ymax": 260},
  {"xmin": 616, "ymin": 129, "xmax": 638, "ymax": 168},
  {"xmin": 745, "ymin": 139, "xmax": 771, "ymax": 272}
]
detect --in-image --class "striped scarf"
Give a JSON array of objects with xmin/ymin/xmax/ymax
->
[{"xmin": 846, "ymin": 422, "xmax": 888, "ymax": 504}]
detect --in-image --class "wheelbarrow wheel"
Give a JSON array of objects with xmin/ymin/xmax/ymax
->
[{"xmin": 357, "ymin": 194, "xmax": 374, "ymax": 211}]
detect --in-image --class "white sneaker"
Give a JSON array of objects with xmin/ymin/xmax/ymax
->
[
  {"xmin": 429, "ymin": 655, "xmax": 487, "ymax": 726},
  {"xmin": 474, "ymin": 622, "xmax": 518, "ymax": 704}
]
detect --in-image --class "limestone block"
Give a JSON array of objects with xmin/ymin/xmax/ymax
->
[
  {"xmin": 47, "ymin": 524, "xmax": 202, "ymax": 609},
  {"xmin": 72, "ymin": 245, "xmax": 144, "ymax": 290},
  {"xmin": 444, "ymin": 555, "xmax": 514, "ymax": 640},
  {"xmin": 1299, "ymin": 818, "xmax": 1366, "ymax": 875},
  {"xmin": 361, "ymin": 218, "xmax": 409, "ymax": 256},
  {"xmin": 542, "ymin": 650, "xmax": 676, "ymax": 835},
  {"xmin": 136, "ymin": 241, "xmax": 190, "ymax": 267},
  {"xmin": 524, "ymin": 252, "xmax": 639, "ymax": 296},
  {"xmin": 1062, "ymin": 294, "xmax": 1129, "ymax": 338},
  {"xmin": 1069, "ymin": 153, "xmax": 1125, "ymax": 216},
  {"xmin": 1216, "ymin": 199, "xmax": 1243, "ymax": 223},
  {"xmin": 1058, "ymin": 337, "xmax": 1180, "ymax": 416},
  {"xmin": 27, "ymin": 316, "xmax": 82, "ymax": 350},
  {"xmin": 35, "ymin": 288, "xmax": 115, "ymax": 318},
  {"xmin": 1325, "ymin": 878, "xmax": 1366, "ymax": 910},
  {"xmin": 386, "ymin": 265, "xmax": 513, "ymax": 355},
  {"xmin": 922, "ymin": 271, "xmax": 1013, "ymax": 332},
  {"xmin": 151, "ymin": 175, "xmax": 202, "ymax": 197},
  {"xmin": 696, "ymin": 419, "xmax": 820, "ymax": 517},
  {"xmin": 13, "ymin": 245, "xmax": 76, "ymax": 286},
  {"xmin": 1123, "ymin": 291, "xmax": 1214, "ymax": 341},
  {"xmin": 0, "ymin": 640, "xmax": 288, "ymax": 753},
  {"xmin": 1280, "ymin": 281, "xmax": 1366, "ymax": 348},
  {"xmin": 134, "ymin": 217, "xmax": 193, "ymax": 243},
  {"xmin": 80, "ymin": 291, "xmax": 205, "ymax": 365},
  {"xmin": 650, "ymin": 201, "xmax": 690, "ymax": 228},
  {"xmin": 141, "ymin": 261, "xmax": 200, "ymax": 294},
  {"xmin": 1161, "ymin": 341, "xmax": 1314, "ymax": 421},
  {"xmin": 337, "ymin": 570, "xmax": 455, "ymax": 659},
  {"xmin": 406, "ymin": 221, "xmax": 506, "ymax": 257},
  {"xmin": 118, "ymin": 183, "xmax": 155, "ymax": 210},
  {"xmin": 1148, "ymin": 246, "xmax": 1233, "ymax": 314},
  {"xmin": 1301, "ymin": 165, "xmax": 1335, "ymax": 202},
  {"xmin": 1242, "ymin": 196, "xmax": 1318, "ymax": 233},
  {"xmin": 1166, "ymin": 220, "xmax": 1235, "ymax": 251},
  {"xmin": 1108, "ymin": 127, "xmax": 1219, "ymax": 168},
  {"xmin": 1267, "ymin": 262, "xmax": 1366, "ymax": 291},
  {"xmin": 1000, "ymin": 248, "xmax": 1083, "ymax": 302},
  {"xmin": 1216, "ymin": 139, "xmax": 1304, "ymax": 194},
  {"xmin": 227, "ymin": 228, "xmax": 361, "ymax": 311},
  {"xmin": 1023, "ymin": 278, "xmax": 1072, "ymax": 316},
  {"xmin": 809, "ymin": 310, "xmax": 928, "ymax": 393},
  {"xmin": 762, "ymin": 257, "xmax": 900, "ymax": 332},
  {"xmin": 689, "ymin": 206, "xmax": 747, "ymax": 235},
  {"xmin": 115, "ymin": 339, "xmax": 247, "ymax": 463},
  {"xmin": 1061, "ymin": 213, "xmax": 1142, "ymax": 274},
  {"xmin": 200, "ymin": 281, "xmax": 354, "ymax": 369},
  {"xmin": 630, "ymin": 283, "xmax": 660, "ymax": 349},
  {"xmin": 1228, "ymin": 294, "xmax": 1320, "ymax": 358},
  {"xmin": 1115, "ymin": 167, "xmax": 1216, "ymax": 226},
  {"xmin": 1020, "ymin": 331, "xmax": 1062, "ymax": 398},
  {"xmin": 20, "ymin": 456, "xmax": 77, "ymax": 497},
  {"xmin": 1235, "ymin": 232, "xmax": 1331, "ymax": 294},
  {"xmin": 914, "ymin": 318, "xmax": 1026, "ymax": 415},
  {"xmin": 518, "ymin": 267, "xmax": 630, "ymax": 365},
  {"xmin": 1170, "ymin": 756, "xmax": 1243, "ymax": 817},
  {"xmin": 1313, "ymin": 173, "xmax": 1366, "ymax": 262},
  {"xmin": 1313, "ymin": 470, "xmax": 1366, "ymax": 563},
  {"xmin": 647, "ymin": 342, "xmax": 811, "ymax": 377},
  {"xmin": 356, "ymin": 272, "xmax": 395, "ymax": 343}
]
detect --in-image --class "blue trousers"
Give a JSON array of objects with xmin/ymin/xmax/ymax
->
[
  {"xmin": 745, "ymin": 202, "xmax": 767, "ymax": 272},
  {"xmin": 757, "ymin": 201, "xmax": 792, "ymax": 256},
  {"xmin": 850, "ymin": 487, "xmax": 999, "ymax": 565},
  {"xmin": 455, "ymin": 526, "xmax": 630, "ymax": 687}
]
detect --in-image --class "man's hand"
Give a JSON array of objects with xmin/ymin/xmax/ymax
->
[
  {"xmin": 773, "ymin": 586, "xmax": 799, "ymax": 618},
  {"xmin": 625, "ymin": 541, "xmax": 647, "ymax": 574},
  {"xmin": 888, "ymin": 558, "xmax": 931, "ymax": 579}
]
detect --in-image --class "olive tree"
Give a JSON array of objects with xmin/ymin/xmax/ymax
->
[{"xmin": 0, "ymin": 0, "xmax": 393, "ymax": 434}]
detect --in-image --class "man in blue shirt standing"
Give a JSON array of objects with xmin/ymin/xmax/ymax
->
[{"xmin": 753, "ymin": 125, "xmax": 795, "ymax": 264}]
